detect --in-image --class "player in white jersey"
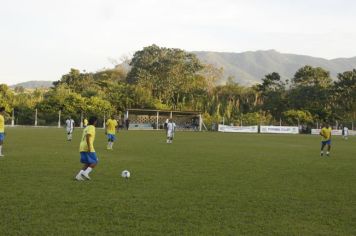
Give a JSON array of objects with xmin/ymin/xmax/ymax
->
[
  {"xmin": 343, "ymin": 126, "xmax": 349, "ymax": 140},
  {"xmin": 65, "ymin": 117, "xmax": 75, "ymax": 141},
  {"xmin": 166, "ymin": 119, "xmax": 176, "ymax": 144}
]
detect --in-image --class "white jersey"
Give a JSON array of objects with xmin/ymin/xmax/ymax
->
[
  {"xmin": 343, "ymin": 127, "xmax": 349, "ymax": 136},
  {"xmin": 66, "ymin": 119, "xmax": 75, "ymax": 132},
  {"xmin": 167, "ymin": 122, "xmax": 176, "ymax": 137}
]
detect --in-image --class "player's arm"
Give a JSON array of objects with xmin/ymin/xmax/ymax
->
[
  {"xmin": 319, "ymin": 130, "xmax": 326, "ymax": 138},
  {"xmin": 86, "ymin": 134, "xmax": 92, "ymax": 152}
]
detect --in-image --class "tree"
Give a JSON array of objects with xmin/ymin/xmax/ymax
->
[
  {"xmin": 127, "ymin": 44, "xmax": 204, "ymax": 108},
  {"xmin": 0, "ymin": 84, "xmax": 14, "ymax": 112},
  {"xmin": 283, "ymin": 110, "xmax": 313, "ymax": 125},
  {"xmin": 288, "ymin": 66, "xmax": 333, "ymax": 121},
  {"xmin": 256, "ymin": 72, "xmax": 286, "ymax": 120},
  {"xmin": 333, "ymin": 69, "xmax": 356, "ymax": 121}
]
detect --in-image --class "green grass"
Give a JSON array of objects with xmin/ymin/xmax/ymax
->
[{"xmin": 0, "ymin": 128, "xmax": 355, "ymax": 235}]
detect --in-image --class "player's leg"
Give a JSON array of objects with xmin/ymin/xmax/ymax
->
[
  {"xmin": 170, "ymin": 134, "xmax": 174, "ymax": 143},
  {"xmin": 107, "ymin": 134, "xmax": 112, "ymax": 149},
  {"xmin": 67, "ymin": 130, "xmax": 71, "ymax": 141},
  {"xmin": 76, "ymin": 164, "xmax": 88, "ymax": 180},
  {"xmin": 109, "ymin": 135, "xmax": 115, "ymax": 149},
  {"xmin": 320, "ymin": 141, "xmax": 326, "ymax": 156},
  {"xmin": 326, "ymin": 142, "xmax": 331, "ymax": 156},
  {"xmin": 0, "ymin": 137, "xmax": 4, "ymax": 157},
  {"xmin": 81, "ymin": 153, "xmax": 98, "ymax": 180},
  {"xmin": 69, "ymin": 130, "xmax": 73, "ymax": 141},
  {"xmin": 76, "ymin": 153, "xmax": 87, "ymax": 180}
]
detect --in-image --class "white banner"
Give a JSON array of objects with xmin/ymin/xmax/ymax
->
[
  {"xmin": 260, "ymin": 126, "xmax": 299, "ymax": 134},
  {"xmin": 311, "ymin": 129, "xmax": 343, "ymax": 136},
  {"xmin": 218, "ymin": 125, "xmax": 258, "ymax": 133}
]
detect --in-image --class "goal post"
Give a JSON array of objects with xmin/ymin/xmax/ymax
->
[{"xmin": 125, "ymin": 109, "xmax": 202, "ymax": 131}]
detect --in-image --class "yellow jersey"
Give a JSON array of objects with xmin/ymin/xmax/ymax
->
[
  {"xmin": 79, "ymin": 125, "xmax": 96, "ymax": 152},
  {"xmin": 320, "ymin": 127, "xmax": 332, "ymax": 141},
  {"xmin": 0, "ymin": 114, "xmax": 4, "ymax": 133},
  {"xmin": 106, "ymin": 119, "xmax": 118, "ymax": 135},
  {"xmin": 83, "ymin": 118, "xmax": 88, "ymax": 126}
]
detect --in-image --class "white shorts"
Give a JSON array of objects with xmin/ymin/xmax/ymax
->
[
  {"xmin": 66, "ymin": 128, "xmax": 73, "ymax": 134},
  {"xmin": 167, "ymin": 130, "xmax": 174, "ymax": 138}
]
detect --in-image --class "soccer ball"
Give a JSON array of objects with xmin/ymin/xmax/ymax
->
[{"xmin": 121, "ymin": 170, "xmax": 130, "ymax": 178}]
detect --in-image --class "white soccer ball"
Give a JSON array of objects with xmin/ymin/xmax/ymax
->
[{"xmin": 121, "ymin": 170, "xmax": 130, "ymax": 178}]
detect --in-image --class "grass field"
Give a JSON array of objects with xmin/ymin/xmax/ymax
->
[{"xmin": 0, "ymin": 127, "xmax": 355, "ymax": 235}]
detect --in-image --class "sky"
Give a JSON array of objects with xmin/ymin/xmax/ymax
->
[{"xmin": 1, "ymin": 0, "xmax": 356, "ymax": 85}]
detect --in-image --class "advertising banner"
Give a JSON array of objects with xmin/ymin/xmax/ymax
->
[
  {"xmin": 260, "ymin": 126, "xmax": 299, "ymax": 134},
  {"xmin": 218, "ymin": 125, "xmax": 258, "ymax": 133},
  {"xmin": 311, "ymin": 129, "xmax": 343, "ymax": 136}
]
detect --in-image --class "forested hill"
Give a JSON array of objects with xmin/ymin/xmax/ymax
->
[{"xmin": 194, "ymin": 50, "xmax": 356, "ymax": 85}]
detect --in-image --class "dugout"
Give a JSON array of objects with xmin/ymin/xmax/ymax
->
[{"xmin": 125, "ymin": 109, "xmax": 202, "ymax": 131}]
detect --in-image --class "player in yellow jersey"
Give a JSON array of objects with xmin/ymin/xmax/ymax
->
[
  {"xmin": 320, "ymin": 123, "xmax": 332, "ymax": 157},
  {"xmin": 105, "ymin": 115, "xmax": 118, "ymax": 150},
  {"xmin": 0, "ymin": 107, "xmax": 5, "ymax": 157},
  {"xmin": 75, "ymin": 116, "xmax": 98, "ymax": 181}
]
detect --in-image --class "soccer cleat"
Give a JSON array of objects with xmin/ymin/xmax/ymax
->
[
  {"xmin": 326, "ymin": 152, "xmax": 330, "ymax": 157},
  {"xmin": 320, "ymin": 152, "xmax": 323, "ymax": 157},
  {"xmin": 75, "ymin": 175, "xmax": 85, "ymax": 181},
  {"xmin": 81, "ymin": 172, "xmax": 91, "ymax": 180}
]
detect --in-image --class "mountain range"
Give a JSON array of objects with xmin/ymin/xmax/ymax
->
[
  {"xmin": 10, "ymin": 50, "xmax": 356, "ymax": 88},
  {"xmin": 194, "ymin": 50, "xmax": 356, "ymax": 85}
]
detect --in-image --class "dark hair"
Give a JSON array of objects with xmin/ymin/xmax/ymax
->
[
  {"xmin": 0, "ymin": 107, "xmax": 5, "ymax": 112},
  {"xmin": 89, "ymin": 116, "xmax": 98, "ymax": 125}
]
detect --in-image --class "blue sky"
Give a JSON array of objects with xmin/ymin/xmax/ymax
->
[{"xmin": 1, "ymin": 0, "xmax": 356, "ymax": 84}]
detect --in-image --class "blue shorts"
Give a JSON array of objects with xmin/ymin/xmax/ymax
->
[
  {"xmin": 80, "ymin": 152, "xmax": 98, "ymax": 164},
  {"xmin": 0, "ymin": 133, "xmax": 4, "ymax": 141},
  {"xmin": 322, "ymin": 140, "xmax": 331, "ymax": 145},
  {"xmin": 107, "ymin": 134, "xmax": 116, "ymax": 141}
]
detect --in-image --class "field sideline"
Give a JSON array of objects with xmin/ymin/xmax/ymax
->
[{"xmin": 0, "ymin": 128, "xmax": 355, "ymax": 235}]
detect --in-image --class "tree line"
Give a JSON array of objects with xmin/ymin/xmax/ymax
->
[{"xmin": 1, "ymin": 44, "xmax": 356, "ymax": 128}]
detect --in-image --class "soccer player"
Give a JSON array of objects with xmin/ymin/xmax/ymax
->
[
  {"xmin": 164, "ymin": 118, "xmax": 169, "ymax": 134},
  {"xmin": 65, "ymin": 116, "xmax": 75, "ymax": 141},
  {"xmin": 106, "ymin": 115, "xmax": 118, "ymax": 150},
  {"xmin": 75, "ymin": 116, "xmax": 98, "ymax": 181},
  {"xmin": 343, "ymin": 126, "xmax": 349, "ymax": 140},
  {"xmin": 0, "ymin": 107, "xmax": 5, "ymax": 157},
  {"xmin": 166, "ymin": 119, "xmax": 176, "ymax": 144},
  {"xmin": 320, "ymin": 123, "xmax": 332, "ymax": 157}
]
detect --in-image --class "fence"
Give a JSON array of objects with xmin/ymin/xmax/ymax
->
[
  {"xmin": 4, "ymin": 108, "xmax": 108, "ymax": 128},
  {"xmin": 3, "ymin": 108, "xmax": 203, "ymax": 131},
  {"xmin": 4, "ymin": 108, "xmax": 356, "ymax": 133}
]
